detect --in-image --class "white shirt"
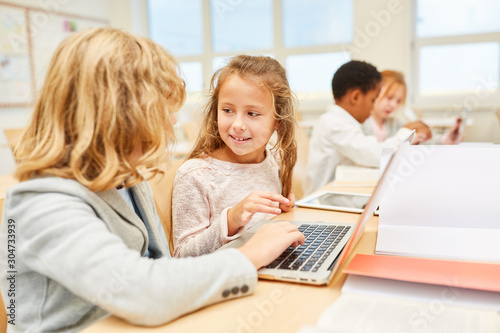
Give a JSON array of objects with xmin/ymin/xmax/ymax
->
[{"xmin": 305, "ymin": 104, "xmax": 412, "ymax": 195}]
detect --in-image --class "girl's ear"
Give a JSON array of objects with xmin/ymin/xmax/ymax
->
[{"xmin": 274, "ymin": 119, "xmax": 280, "ymax": 130}]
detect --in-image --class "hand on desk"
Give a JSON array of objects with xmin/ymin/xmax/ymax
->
[
  {"xmin": 238, "ymin": 221, "xmax": 305, "ymax": 269},
  {"xmin": 227, "ymin": 191, "xmax": 291, "ymax": 236},
  {"xmin": 403, "ymin": 120, "xmax": 432, "ymax": 144}
]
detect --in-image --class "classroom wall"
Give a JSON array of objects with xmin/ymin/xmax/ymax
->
[{"xmin": 1, "ymin": 0, "xmax": 498, "ymax": 175}]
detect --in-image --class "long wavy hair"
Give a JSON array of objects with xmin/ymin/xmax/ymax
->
[
  {"xmin": 188, "ymin": 55, "xmax": 297, "ymax": 197},
  {"xmin": 15, "ymin": 28, "xmax": 185, "ymax": 191}
]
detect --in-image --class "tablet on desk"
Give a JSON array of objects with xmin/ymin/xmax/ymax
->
[{"xmin": 295, "ymin": 190, "xmax": 371, "ymax": 214}]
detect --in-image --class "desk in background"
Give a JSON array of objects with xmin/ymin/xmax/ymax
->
[{"xmin": 82, "ymin": 185, "xmax": 375, "ymax": 333}]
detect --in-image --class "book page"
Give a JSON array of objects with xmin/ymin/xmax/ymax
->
[
  {"xmin": 314, "ymin": 293, "xmax": 499, "ymax": 333},
  {"xmin": 343, "ymin": 275, "xmax": 500, "ymax": 311}
]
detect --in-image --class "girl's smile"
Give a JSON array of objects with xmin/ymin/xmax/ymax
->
[{"xmin": 217, "ymin": 74, "xmax": 278, "ymax": 164}]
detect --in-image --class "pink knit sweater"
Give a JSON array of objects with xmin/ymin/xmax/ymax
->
[{"xmin": 172, "ymin": 152, "xmax": 281, "ymax": 257}]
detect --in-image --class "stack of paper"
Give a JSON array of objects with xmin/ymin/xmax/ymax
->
[{"xmin": 298, "ymin": 254, "xmax": 500, "ymax": 333}]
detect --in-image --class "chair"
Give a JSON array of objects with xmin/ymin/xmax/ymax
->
[
  {"xmin": 182, "ymin": 121, "xmax": 200, "ymax": 143},
  {"xmin": 3, "ymin": 128, "xmax": 24, "ymax": 152},
  {"xmin": 0, "ymin": 198, "xmax": 7, "ymax": 331},
  {"xmin": 0, "ymin": 174, "xmax": 18, "ymax": 201},
  {"xmin": 292, "ymin": 126, "xmax": 310, "ymax": 200},
  {"xmin": 147, "ymin": 159, "xmax": 184, "ymax": 256}
]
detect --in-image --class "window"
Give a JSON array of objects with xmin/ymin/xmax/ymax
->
[
  {"xmin": 148, "ymin": 0, "xmax": 353, "ymax": 103},
  {"xmin": 210, "ymin": 0, "xmax": 273, "ymax": 53},
  {"xmin": 148, "ymin": 0, "xmax": 203, "ymax": 56},
  {"xmin": 179, "ymin": 62, "xmax": 203, "ymax": 93},
  {"xmin": 419, "ymin": 42, "xmax": 499, "ymax": 96},
  {"xmin": 416, "ymin": 0, "xmax": 500, "ymax": 38},
  {"xmin": 282, "ymin": 0, "xmax": 352, "ymax": 48},
  {"xmin": 286, "ymin": 52, "xmax": 349, "ymax": 96},
  {"xmin": 413, "ymin": 0, "xmax": 500, "ymax": 106}
]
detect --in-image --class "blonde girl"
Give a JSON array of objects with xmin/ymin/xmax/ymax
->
[
  {"xmin": 173, "ymin": 55, "xmax": 297, "ymax": 257},
  {"xmin": 0, "ymin": 29, "xmax": 303, "ymax": 332},
  {"xmin": 363, "ymin": 70, "xmax": 461, "ymax": 144},
  {"xmin": 362, "ymin": 70, "xmax": 414, "ymax": 141}
]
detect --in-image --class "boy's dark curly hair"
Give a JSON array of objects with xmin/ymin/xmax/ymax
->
[{"xmin": 331, "ymin": 60, "xmax": 381, "ymax": 101}]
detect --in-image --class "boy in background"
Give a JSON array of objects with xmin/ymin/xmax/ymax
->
[{"xmin": 305, "ymin": 60, "xmax": 430, "ymax": 195}]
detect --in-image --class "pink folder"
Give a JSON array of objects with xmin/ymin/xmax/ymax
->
[{"xmin": 343, "ymin": 254, "xmax": 500, "ymax": 293}]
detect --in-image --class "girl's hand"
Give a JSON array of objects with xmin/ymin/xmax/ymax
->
[
  {"xmin": 227, "ymin": 191, "xmax": 290, "ymax": 236},
  {"xmin": 279, "ymin": 192, "xmax": 295, "ymax": 213},
  {"xmin": 441, "ymin": 117, "xmax": 463, "ymax": 145},
  {"xmin": 238, "ymin": 221, "xmax": 305, "ymax": 269}
]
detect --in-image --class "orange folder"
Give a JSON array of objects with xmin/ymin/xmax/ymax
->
[{"xmin": 343, "ymin": 254, "xmax": 500, "ymax": 293}]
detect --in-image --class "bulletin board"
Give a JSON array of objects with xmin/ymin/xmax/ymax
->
[{"xmin": 0, "ymin": 1, "xmax": 107, "ymax": 108}]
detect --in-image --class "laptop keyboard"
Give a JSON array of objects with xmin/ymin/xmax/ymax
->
[{"xmin": 265, "ymin": 224, "xmax": 351, "ymax": 272}]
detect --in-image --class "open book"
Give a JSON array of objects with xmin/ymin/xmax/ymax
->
[
  {"xmin": 376, "ymin": 145, "xmax": 500, "ymax": 262},
  {"xmin": 333, "ymin": 165, "xmax": 379, "ymax": 187},
  {"xmin": 298, "ymin": 254, "xmax": 500, "ymax": 333}
]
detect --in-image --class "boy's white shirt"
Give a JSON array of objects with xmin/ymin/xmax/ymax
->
[{"xmin": 305, "ymin": 104, "xmax": 412, "ymax": 195}]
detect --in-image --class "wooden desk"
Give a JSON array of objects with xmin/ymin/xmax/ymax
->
[{"xmin": 83, "ymin": 185, "xmax": 376, "ymax": 333}]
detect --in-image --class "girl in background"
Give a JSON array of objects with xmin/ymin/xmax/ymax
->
[
  {"xmin": 173, "ymin": 55, "xmax": 297, "ymax": 257},
  {"xmin": 0, "ymin": 28, "xmax": 304, "ymax": 332},
  {"xmin": 363, "ymin": 70, "xmax": 461, "ymax": 144}
]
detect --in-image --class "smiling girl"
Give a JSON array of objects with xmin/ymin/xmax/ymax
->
[
  {"xmin": 362, "ymin": 70, "xmax": 414, "ymax": 141},
  {"xmin": 363, "ymin": 70, "xmax": 462, "ymax": 144},
  {"xmin": 172, "ymin": 55, "xmax": 297, "ymax": 257}
]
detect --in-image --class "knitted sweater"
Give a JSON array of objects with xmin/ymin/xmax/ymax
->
[{"xmin": 172, "ymin": 152, "xmax": 281, "ymax": 257}]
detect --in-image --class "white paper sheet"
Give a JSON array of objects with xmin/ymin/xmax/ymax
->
[
  {"xmin": 314, "ymin": 292, "xmax": 499, "ymax": 333},
  {"xmin": 377, "ymin": 145, "xmax": 500, "ymax": 261}
]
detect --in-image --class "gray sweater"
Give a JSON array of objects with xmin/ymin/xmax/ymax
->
[{"xmin": 0, "ymin": 177, "xmax": 256, "ymax": 332}]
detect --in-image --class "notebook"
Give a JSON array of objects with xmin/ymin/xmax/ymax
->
[
  {"xmin": 375, "ymin": 144, "xmax": 500, "ymax": 262},
  {"xmin": 219, "ymin": 135, "xmax": 414, "ymax": 285}
]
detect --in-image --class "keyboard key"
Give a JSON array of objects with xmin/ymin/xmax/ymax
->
[
  {"xmin": 265, "ymin": 224, "xmax": 349, "ymax": 273},
  {"xmin": 266, "ymin": 259, "xmax": 282, "ymax": 268}
]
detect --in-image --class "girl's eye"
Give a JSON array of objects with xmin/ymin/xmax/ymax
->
[
  {"xmin": 222, "ymin": 108, "xmax": 233, "ymax": 113},
  {"xmin": 248, "ymin": 111, "xmax": 259, "ymax": 117}
]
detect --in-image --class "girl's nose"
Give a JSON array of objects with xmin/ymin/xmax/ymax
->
[
  {"xmin": 232, "ymin": 114, "xmax": 246, "ymax": 131},
  {"xmin": 389, "ymin": 99, "xmax": 399, "ymax": 109}
]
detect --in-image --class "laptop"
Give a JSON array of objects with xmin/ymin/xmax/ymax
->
[{"xmin": 219, "ymin": 135, "xmax": 414, "ymax": 285}]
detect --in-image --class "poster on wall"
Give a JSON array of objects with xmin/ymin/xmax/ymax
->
[
  {"xmin": 29, "ymin": 11, "xmax": 106, "ymax": 96},
  {"xmin": 0, "ymin": 5, "xmax": 32, "ymax": 107},
  {"xmin": 0, "ymin": 2, "xmax": 107, "ymax": 108}
]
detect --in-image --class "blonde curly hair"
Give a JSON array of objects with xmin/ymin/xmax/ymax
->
[{"xmin": 15, "ymin": 28, "xmax": 185, "ymax": 191}]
